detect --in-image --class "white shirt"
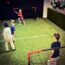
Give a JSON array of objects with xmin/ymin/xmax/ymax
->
[{"xmin": 3, "ymin": 27, "xmax": 11, "ymax": 40}]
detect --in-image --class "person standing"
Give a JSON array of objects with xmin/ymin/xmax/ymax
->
[
  {"xmin": 47, "ymin": 33, "xmax": 61, "ymax": 65},
  {"xmin": 3, "ymin": 22, "xmax": 15, "ymax": 51},
  {"xmin": 13, "ymin": 8, "xmax": 25, "ymax": 25},
  {"xmin": 10, "ymin": 19, "xmax": 15, "ymax": 41}
]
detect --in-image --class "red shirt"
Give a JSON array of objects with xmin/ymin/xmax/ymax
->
[{"xmin": 18, "ymin": 12, "xmax": 22, "ymax": 17}]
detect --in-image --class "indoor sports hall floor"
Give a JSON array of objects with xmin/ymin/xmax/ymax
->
[{"xmin": 0, "ymin": 18, "xmax": 65, "ymax": 65}]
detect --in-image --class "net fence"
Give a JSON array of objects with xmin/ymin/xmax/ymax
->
[{"xmin": 28, "ymin": 47, "xmax": 65, "ymax": 65}]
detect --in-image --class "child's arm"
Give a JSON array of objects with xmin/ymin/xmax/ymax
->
[
  {"xmin": 13, "ymin": 8, "xmax": 18, "ymax": 14},
  {"xmin": 49, "ymin": 50, "xmax": 54, "ymax": 59}
]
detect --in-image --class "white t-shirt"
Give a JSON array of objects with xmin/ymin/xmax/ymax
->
[{"xmin": 3, "ymin": 27, "xmax": 12, "ymax": 41}]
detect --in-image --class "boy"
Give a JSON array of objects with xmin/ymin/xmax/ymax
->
[
  {"xmin": 3, "ymin": 22, "xmax": 15, "ymax": 51},
  {"xmin": 47, "ymin": 33, "xmax": 61, "ymax": 65},
  {"xmin": 10, "ymin": 19, "xmax": 15, "ymax": 41},
  {"xmin": 13, "ymin": 8, "xmax": 25, "ymax": 25}
]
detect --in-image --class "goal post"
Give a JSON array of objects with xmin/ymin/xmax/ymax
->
[{"xmin": 28, "ymin": 46, "xmax": 65, "ymax": 65}]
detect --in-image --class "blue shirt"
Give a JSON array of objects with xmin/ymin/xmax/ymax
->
[
  {"xmin": 10, "ymin": 25, "xmax": 15, "ymax": 34},
  {"xmin": 51, "ymin": 41, "xmax": 61, "ymax": 58}
]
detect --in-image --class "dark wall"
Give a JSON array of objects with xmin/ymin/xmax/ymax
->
[
  {"xmin": 47, "ymin": 8, "xmax": 65, "ymax": 30},
  {"xmin": 0, "ymin": 0, "xmax": 43, "ymax": 20}
]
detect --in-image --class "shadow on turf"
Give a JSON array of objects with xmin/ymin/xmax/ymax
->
[
  {"xmin": 0, "ymin": 40, "xmax": 16, "ymax": 54},
  {"xmin": 0, "ymin": 53, "xmax": 23, "ymax": 65},
  {"xmin": 0, "ymin": 51, "xmax": 27, "ymax": 65}
]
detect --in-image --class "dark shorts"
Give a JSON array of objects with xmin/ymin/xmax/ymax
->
[
  {"xmin": 19, "ymin": 16, "xmax": 24, "ymax": 20},
  {"xmin": 11, "ymin": 32, "xmax": 14, "ymax": 35}
]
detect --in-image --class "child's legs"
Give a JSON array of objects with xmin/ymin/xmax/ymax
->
[
  {"xmin": 18, "ymin": 18, "xmax": 21, "ymax": 24},
  {"xmin": 10, "ymin": 37, "xmax": 15, "ymax": 49},
  {"xmin": 4, "ymin": 41, "xmax": 9, "ymax": 51},
  {"xmin": 10, "ymin": 41, "xmax": 15, "ymax": 49},
  {"xmin": 47, "ymin": 58, "xmax": 59, "ymax": 65},
  {"xmin": 11, "ymin": 32, "xmax": 14, "ymax": 40},
  {"xmin": 4, "ymin": 37, "xmax": 10, "ymax": 51},
  {"xmin": 20, "ymin": 16, "xmax": 25, "ymax": 25}
]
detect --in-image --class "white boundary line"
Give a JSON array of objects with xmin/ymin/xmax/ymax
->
[
  {"xmin": 0, "ymin": 34, "xmax": 51, "ymax": 42},
  {"xmin": 16, "ymin": 34, "xmax": 51, "ymax": 40},
  {"xmin": 16, "ymin": 32, "xmax": 65, "ymax": 40},
  {"xmin": 0, "ymin": 32, "xmax": 65, "ymax": 42}
]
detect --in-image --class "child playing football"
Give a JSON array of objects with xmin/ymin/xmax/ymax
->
[
  {"xmin": 10, "ymin": 19, "xmax": 15, "ymax": 42},
  {"xmin": 3, "ymin": 22, "xmax": 15, "ymax": 51},
  {"xmin": 47, "ymin": 33, "xmax": 61, "ymax": 65},
  {"xmin": 13, "ymin": 8, "xmax": 25, "ymax": 25}
]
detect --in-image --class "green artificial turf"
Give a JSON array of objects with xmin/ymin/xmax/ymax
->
[{"xmin": 0, "ymin": 19, "xmax": 65, "ymax": 65}]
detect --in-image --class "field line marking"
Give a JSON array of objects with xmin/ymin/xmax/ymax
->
[
  {"xmin": 0, "ymin": 34, "xmax": 51, "ymax": 42},
  {"xmin": 16, "ymin": 32, "xmax": 65, "ymax": 40},
  {"xmin": 0, "ymin": 32, "xmax": 65, "ymax": 42}
]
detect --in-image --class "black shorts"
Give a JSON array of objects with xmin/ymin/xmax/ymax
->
[{"xmin": 11, "ymin": 32, "xmax": 14, "ymax": 35}]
